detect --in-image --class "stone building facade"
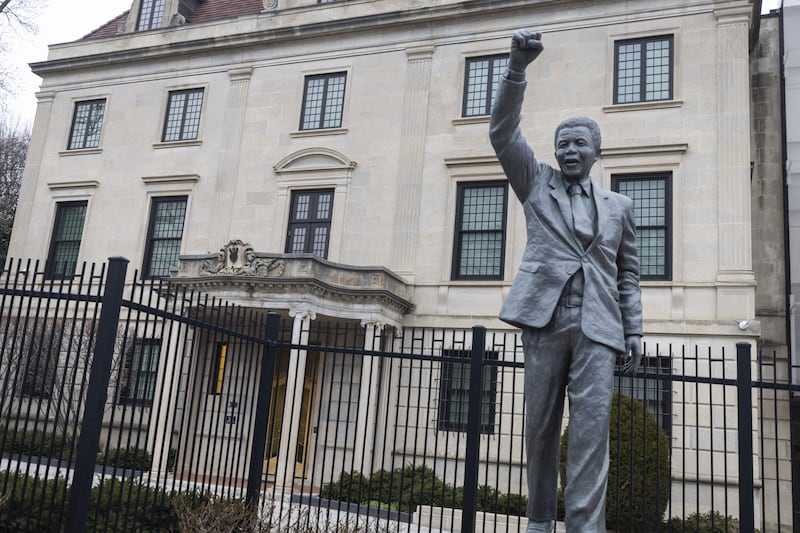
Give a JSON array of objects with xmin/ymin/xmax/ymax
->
[{"xmin": 8, "ymin": 0, "xmax": 788, "ymax": 527}]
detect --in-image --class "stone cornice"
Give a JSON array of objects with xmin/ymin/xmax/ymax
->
[
  {"xmin": 30, "ymin": 0, "xmax": 727, "ymax": 77},
  {"xmin": 171, "ymin": 249, "xmax": 414, "ymax": 323}
]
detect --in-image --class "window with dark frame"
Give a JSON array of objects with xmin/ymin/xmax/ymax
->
[
  {"xmin": 142, "ymin": 196, "xmax": 188, "ymax": 279},
  {"xmin": 615, "ymin": 355, "xmax": 672, "ymax": 438},
  {"xmin": 299, "ymin": 73, "xmax": 346, "ymax": 130},
  {"xmin": 119, "ymin": 339, "xmax": 161, "ymax": 405},
  {"xmin": 285, "ymin": 189, "xmax": 334, "ymax": 258},
  {"xmin": 612, "ymin": 173, "xmax": 671, "ymax": 280},
  {"xmin": 452, "ymin": 181, "xmax": 508, "ymax": 280},
  {"xmin": 463, "ymin": 54, "xmax": 508, "ymax": 117},
  {"xmin": 67, "ymin": 99, "xmax": 106, "ymax": 150},
  {"xmin": 162, "ymin": 88, "xmax": 204, "ymax": 142},
  {"xmin": 438, "ymin": 349, "xmax": 497, "ymax": 434},
  {"xmin": 20, "ymin": 320, "xmax": 61, "ymax": 399},
  {"xmin": 614, "ymin": 35, "xmax": 673, "ymax": 104},
  {"xmin": 137, "ymin": 0, "xmax": 166, "ymax": 31},
  {"xmin": 46, "ymin": 201, "xmax": 87, "ymax": 279}
]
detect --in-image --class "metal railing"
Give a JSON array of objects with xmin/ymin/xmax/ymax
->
[{"xmin": 0, "ymin": 258, "xmax": 795, "ymax": 531}]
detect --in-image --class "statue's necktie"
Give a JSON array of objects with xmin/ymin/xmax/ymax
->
[{"xmin": 568, "ymin": 183, "xmax": 593, "ymax": 249}]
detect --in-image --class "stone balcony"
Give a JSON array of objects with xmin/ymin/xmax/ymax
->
[{"xmin": 171, "ymin": 240, "xmax": 414, "ymax": 326}]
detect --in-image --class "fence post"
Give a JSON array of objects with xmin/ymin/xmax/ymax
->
[
  {"xmin": 246, "ymin": 312, "xmax": 280, "ymax": 508},
  {"xmin": 65, "ymin": 257, "xmax": 128, "ymax": 533},
  {"xmin": 736, "ymin": 342, "xmax": 755, "ymax": 532},
  {"xmin": 461, "ymin": 325, "xmax": 486, "ymax": 533}
]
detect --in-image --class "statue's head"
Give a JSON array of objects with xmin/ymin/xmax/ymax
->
[
  {"xmin": 554, "ymin": 116, "xmax": 601, "ymax": 155},
  {"xmin": 553, "ymin": 117, "xmax": 601, "ymax": 180}
]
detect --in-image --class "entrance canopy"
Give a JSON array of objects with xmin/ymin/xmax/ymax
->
[{"xmin": 172, "ymin": 240, "xmax": 414, "ymax": 327}]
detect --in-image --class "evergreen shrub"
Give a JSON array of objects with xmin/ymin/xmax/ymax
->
[
  {"xmin": 99, "ymin": 446, "xmax": 152, "ymax": 471},
  {"xmin": 559, "ymin": 392, "xmax": 671, "ymax": 531},
  {"xmin": 665, "ymin": 511, "xmax": 742, "ymax": 532}
]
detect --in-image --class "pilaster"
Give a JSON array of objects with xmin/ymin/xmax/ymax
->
[
  {"xmin": 7, "ymin": 91, "xmax": 56, "ymax": 260},
  {"xmin": 714, "ymin": 5, "xmax": 756, "ymax": 317},
  {"xmin": 390, "ymin": 45, "xmax": 435, "ymax": 279},
  {"xmin": 208, "ymin": 67, "xmax": 253, "ymax": 249}
]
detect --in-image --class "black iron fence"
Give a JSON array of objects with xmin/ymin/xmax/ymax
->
[{"xmin": 0, "ymin": 258, "xmax": 796, "ymax": 531}]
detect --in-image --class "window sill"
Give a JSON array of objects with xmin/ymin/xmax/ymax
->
[
  {"xmin": 153, "ymin": 139, "xmax": 202, "ymax": 149},
  {"xmin": 452, "ymin": 116, "xmax": 489, "ymax": 126},
  {"xmin": 603, "ymin": 99, "xmax": 684, "ymax": 113},
  {"xmin": 59, "ymin": 148, "xmax": 102, "ymax": 156},
  {"xmin": 443, "ymin": 280, "xmax": 508, "ymax": 287},
  {"xmin": 290, "ymin": 127, "xmax": 348, "ymax": 138}
]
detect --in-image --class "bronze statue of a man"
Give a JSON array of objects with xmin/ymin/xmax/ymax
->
[{"xmin": 489, "ymin": 30, "xmax": 643, "ymax": 533}]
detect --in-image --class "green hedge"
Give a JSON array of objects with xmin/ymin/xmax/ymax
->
[
  {"xmin": 665, "ymin": 511, "xmax": 742, "ymax": 533},
  {"xmin": 319, "ymin": 464, "xmax": 527, "ymax": 515},
  {"xmin": 0, "ymin": 471, "xmax": 70, "ymax": 532},
  {"xmin": 1, "ymin": 427, "xmax": 152, "ymax": 472},
  {"xmin": 0, "ymin": 472, "xmax": 179, "ymax": 532},
  {"xmin": 0, "ymin": 427, "xmax": 75, "ymax": 462},
  {"xmin": 98, "ymin": 447, "xmax": 153, "ymax": 472},
  {"xmin": 87, "ymin": 479, "xmax": 177, "ymax": 532}
]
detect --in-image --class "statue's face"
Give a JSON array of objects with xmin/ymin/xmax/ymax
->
[{"xmin": 554, "ymin": 126, "xmax": 598, "ymax": 181}]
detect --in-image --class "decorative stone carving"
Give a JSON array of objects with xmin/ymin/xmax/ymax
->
[
  {"xmin": 200, "ymin": 240, "xmax": 285, "ymax": 277},
  {"xmin": 263, "ymin": 0, "xmax": 278, "ymax": 10},
  {"xmin": 170, "ymin": 13, "xmax": 187, "ymax": 26}
]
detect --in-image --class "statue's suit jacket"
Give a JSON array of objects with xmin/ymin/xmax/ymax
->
[{"xmin": 489, "ymin": 77, "xmax": 642, "ymax": 353}]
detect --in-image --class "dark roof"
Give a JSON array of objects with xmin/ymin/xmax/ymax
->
[
  {"xmin": 82, "ymin": 0, "xmax": 264, "ymax": 41},
  {"xmin": 82, "ymin": 11, "xmax": 130, "ymax": 40}
]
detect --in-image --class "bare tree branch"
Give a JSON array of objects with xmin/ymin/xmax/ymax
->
[
  {"xmin": 0, "ymin": 0, "xmax": 44, "ymax": 102},
  {"xmin": 0, "ymin": 115, "xmax": 28, "ymax": 258}
]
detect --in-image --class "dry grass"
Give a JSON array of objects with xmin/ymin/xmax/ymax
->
[{"xmin": 174, "ymin": 494, "xmax": 405, "ymax": 533}]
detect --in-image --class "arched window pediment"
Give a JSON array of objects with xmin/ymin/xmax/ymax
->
[{"xmin": 273, "ymin": 148, "xmax": 357, "ymax": 178}]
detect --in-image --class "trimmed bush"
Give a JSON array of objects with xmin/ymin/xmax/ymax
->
[
  {"xmin": 666, "ymin": 511, "xmax": 741, "ymax": 533},
  {"xmin": 0, "ymin": 427, "xmax": 74, "ymax": 461},
  {"xmin": 320, "ymin": 466, "xmax": 527, "ymax": 516},
  {"xmin": 559, "ymin": 392, "xmax": 671, "ymax": 531},
  {"xmin": 319, "ymin": 470, "xmax": 370, "ymax": 503},
  {"xmin": 87, "ymin": 478, "xmax": 178, "ymax": 532},
  {"xmin": 99, "ymin": 446, "xmax": 153, "ymax": 472},
  {"xmin": 0, "ymin": 471, "xmax": 70, "ymax": 532}
]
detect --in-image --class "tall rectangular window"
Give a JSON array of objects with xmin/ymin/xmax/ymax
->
[
  {"xmin": 285, "ymin": 189, "xmax": 334, "ymax": 258},
  {"xmin": 46, "ymin": 201, "xmax": 87, "ymax": 279},
  {"xmin": 299, "ymin": 73, "xmax": 346, "ymax": 130},
  {"xmin": 162, "ymin": 88, "xmax": 204, "ymax": 142},
  {"xmin": 438, "ymin": 349, "xmax": 497, "ymax": 434},
  {"xmin": 67, "ymin": 99, "xmax": 106, "ymax": 150},
  {"xmin": 614, "ymin": 35, "xmax": 673, "ymax": 104},
  {"xmin": 452, "ymin": 181, "xmax": 508, "ymax": 280},
  {"xmin": 463, "ymin": 54, "xmax": 508, "ymax": 117},
  {"xmin": 612, "ymin": 173, "xmax": 671, "ymax": 280},
  {"xmin": 615, "ymin": 356, "xmax": 672, "ymax": 438},
  {"xmin": 143, "ymin": 196, "xmax": 187, "ymax": 279},
  {"xmin": 20, "ymin": 320, "xmax": 61, "ymax": 399},
  {"xmin": 119, "ymin": 339, "xmax": 161, "ymax": 405},
  {"xmin": 137, "ymin": 0, "xmax": 165, "ymax": 31}
]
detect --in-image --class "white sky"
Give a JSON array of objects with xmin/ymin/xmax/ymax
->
[
  {"xmin": 1, "ymin": 0, "xmax": 785, "ymax": 129},
  {"xmin": 4, "ymin": 0, "xmax": 132, "ymax": 127}
]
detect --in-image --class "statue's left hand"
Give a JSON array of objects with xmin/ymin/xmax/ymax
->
[{"xmin": 622, "ymin": 335, "xmax": 642, "ymax": 376}]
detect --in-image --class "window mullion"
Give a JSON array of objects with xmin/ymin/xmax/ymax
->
[{"xmin": 319, "ymin": 77, "xmax": 330, "ymax": 129}]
